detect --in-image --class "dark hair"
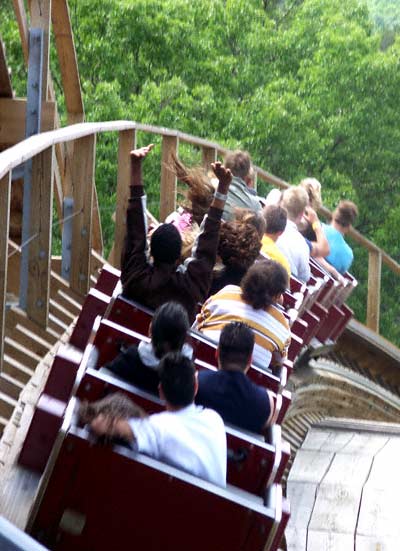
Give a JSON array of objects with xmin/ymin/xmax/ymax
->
[
  {"xmin": 263, "ymin": 205, "xmax": 287, "ymax": 234},
  {"xmin": 224, "ymin": 150, "xmax": 251, "ymax": 180},
  {"xmin": 218, "ymin": 322, "xmax": 254, "ymax": 370},
  {"xmin": 150, "ymin": 224, "xmax": 182, "ymax": 264},
  {"xmin": 218, "ymin": 220, "xmax": 261, "ymax": 273},
  {"xmin": 151, "ymin": 302, "xmax": 189, "ymax": 359},
  {"xmin": 241, "ymin": 260, "xmax": 288, "ymax": 309},
  {"xmin": 334, "ymin": 200, "xmax": 358, "ymax": 228},
  {"xmin": 158, "ymin": 352, "xmax": 196, "ymax": 407}
]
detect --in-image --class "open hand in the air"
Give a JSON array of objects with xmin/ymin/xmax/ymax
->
[
  {"xmin": 130, "ymin": 144, "xmax": 154, "ymax": 160},
  {"xmin": 211, "ymin": 161, "xmax": 232, "ymax": 193}
]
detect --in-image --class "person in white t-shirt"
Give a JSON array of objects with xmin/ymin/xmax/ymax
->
[
  {"xmin": 90, "ymin": 352, "xmax": 227, "ymax": 487},
  {"xmin": 276, "ymin": 187, "xmax": 311, "ymax": 282}
]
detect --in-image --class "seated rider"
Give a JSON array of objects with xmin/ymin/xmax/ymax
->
[
  {"xmin": 298, "ymin": 177, "xmax": 322, "ymax": 240},
  {"xmin": 90, "ymin": 352, "xmax": 227, "ymax": 487},
  {"xmin": 319, "ymin": 200, "xmax": 358, "ymax": 275},
  {"xmin": 264, "ymin": 184, "xmax": 329, "ymax": 264},
  {"xmin": 276, "ymin": 187, "xmax": 311, "ymax": 282},
  {"xmin": 101, "ymin": 302, "xmax": 192, "ymax": 395},
  {"xmin": 194, "ymin": 260, "xmax": 291, "ymax": 369},
  {"xmin": 210, "ymin": 215, "xmax": 262, "ymax": 295},
  {"xmin": 196, "ymin": 322, "xmax": 276, "ymax": 435},
  {"xmin": 121, "ymin": 144, "xmax": 232, "ymax": 323},
  {"xmin": 165, "ymin": 154, "xmax": 215, "ymax": 260},
  {"xmin": 261, "ymin": 205, "xmax": 291, "ymax": 278},
  {"xmin": 222, "ymin": 150, "xmax": 261, "ymax": 221}
]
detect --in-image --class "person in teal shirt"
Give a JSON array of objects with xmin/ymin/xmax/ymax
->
[{"xmin": 322, "ymin": 200, "xmax": 358, "ymax": 274}]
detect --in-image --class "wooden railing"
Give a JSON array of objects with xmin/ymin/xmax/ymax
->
[
  {"xmin": 0, "ymin": 121, "xmax": 399, "ymax": 369},
  {"xmin": 253, "ymin": 174, "xmax": 400, "ymax": 334}
]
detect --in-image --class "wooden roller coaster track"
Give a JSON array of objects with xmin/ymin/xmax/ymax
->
[{"xmin": 1, "ymin": 2, "xmax": 400, "ymax": 549}]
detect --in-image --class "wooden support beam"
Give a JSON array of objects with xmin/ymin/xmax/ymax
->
[
  {"xmin": 27, "ymin": 1, "xmax": 68, "ymax": 227},
  {"xmin": 29, "ymin": 0, "xmax": 52, "ymax": 102},
  {"xmin": 52, "ymin": 151, "xmax": 63, "ymax": 221},
  {"xmin": 0, "ymin": 98, "xmax": 56, "ymax": 147},
  {"xmin": 111, "ymin": 129, "xmax": 136, "ymax": 268},
  {"xmin": 201, "ymin": 146, "xmax": 217, "ymax": 172},
  {"xmin": 44, "ymin": 85, "xmax": 66, "ymax": 231},
  {"xmin": 0, "ymin": 40, "xmax": 13, "ymax": 98},
  {"xmin": 26, "ymin": 146, "xmax": 54, "ymax": 328},
  {"xmin": 6, "ymin": 306, "xmax": 57, "ymax": 350},
  {"xmin": 13, "ymin": 0, "xmax": 64, "ymax": 210},
  {"xmin": 0, "ymin": 391, "xmax": 17, "ymax": 420},
  {"xmin": 12, "ymin": 0, "xmax": 29, "ymax": 64},
  {"xmin": 7, "ymin": 240, "xmax": 84, "ymax": 311},
  {"xmin": 70, "ymin": 135, "xmax": 96, "ymax": 296},
  {"xmin": 51, "ymin": 0, "xmax": 84, "ymax": 123},
  {"xmin": 160, "ymin": 135, "xmax": 178, "ymax": 221},
  {"xmin": 91, "ymin": 184, "xmax": 103, "ymax": 256},
  {"xmin": 0, "ymin": 172, "xmax": 11, "ymax": 373},
  {"xmin": 41, "ymin": 0, "xmax": 102, "ymax": 254},
  {"xmin": 49, "ymin": 270, "xmax": 84, "ymax": 312},
  {"xmin": 4, "ymin": 336, "xmax": 42, "ymax": 370},
  {"xmin": 90, "ymin": 249, "xmax": 107, "ymax": 283},
  {"xmin": 367, "ymin": 250, "xmax": 381, "ymax": 333}
]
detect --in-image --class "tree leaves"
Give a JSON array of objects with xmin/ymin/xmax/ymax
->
[{"xmin": 2, "ymin": 0, "xmax": 400, "ymax": 341}]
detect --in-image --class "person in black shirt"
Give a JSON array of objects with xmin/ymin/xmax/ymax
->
[
  {"xmin": 121, "ymin": 144, "xmax": 232, "ymax": 323},
  {"xmin": 102, "ymin": 302, "xmax": 192, "ymax": 394}
]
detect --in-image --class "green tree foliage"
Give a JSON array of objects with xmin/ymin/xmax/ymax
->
[
  {"xmin": 0, "ymin": 1, "xmax": 26, "ymax": 96},
  {"xmin": 365, "ymin": 0, "xmax": 400, "ymax": 49},
  {"xmin": 1, "ymin": 0, "xmax": 400, "ymax": 342},
  {"xmin": 366, "ymin": 0, "xmax": 400, "ymax": 31}
]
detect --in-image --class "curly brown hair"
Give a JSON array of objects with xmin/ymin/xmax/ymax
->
[
  {"xmin": 218, "ymin": 220, "xmax": 261, "ymax": 273},
  {"xmin": 234, "ymin": 209, "xmax": 266, "ymax": 239},
  {"xmin": 168, "ymin": 153, "xmax": 215, "ymax": 225}
]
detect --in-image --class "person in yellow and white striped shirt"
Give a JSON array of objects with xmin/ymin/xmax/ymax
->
[{"xmin": 194, "ymin": 260, "xmax": 291, "ymax": 370}]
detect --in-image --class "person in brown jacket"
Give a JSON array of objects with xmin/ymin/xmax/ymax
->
[{"xmin": 121, "ymin": 144, "xmax": 232, "ymax": 323}]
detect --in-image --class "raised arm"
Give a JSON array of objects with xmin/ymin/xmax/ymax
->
[
  {"xmin": 120, "ymin": 144, "xmax": 154, "ymax": 290},
  {"xmin": 210, "ymin": 161, "xmax": 232, "ymax": 209},
  {"xmin": 182, "ymin": 162, "xmax": 232, "ymax": 304},
  {"xmin": 304, "ymin": 207, "xmax": 330, "ymax": 258},
  {"xmin": 130, "ymin": 144, "xmax": 155, "ymax": 187}
]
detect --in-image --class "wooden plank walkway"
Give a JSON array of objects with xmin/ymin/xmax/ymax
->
[{"xmin": 286, "ymin": 419, "xmax": 400, "ymax": 551}]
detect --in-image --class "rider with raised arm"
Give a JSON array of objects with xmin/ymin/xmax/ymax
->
[{"xmin": 121, "ymin": 144, "xmax": 232, "ymax": 323}]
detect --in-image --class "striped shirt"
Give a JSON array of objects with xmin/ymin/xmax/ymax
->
[{"xmin": 194, "ymin": 285, "xmax": 291, "ymax": 369}]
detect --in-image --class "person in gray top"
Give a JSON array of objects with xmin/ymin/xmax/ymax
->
[{"xmin": 222, "ymin": 150, "xmax": 261, "ymax": 220}]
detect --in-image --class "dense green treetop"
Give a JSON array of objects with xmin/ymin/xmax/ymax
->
[{"xmin": 1, "ymin": 0, "xmax": 400, "ymax": 341}]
